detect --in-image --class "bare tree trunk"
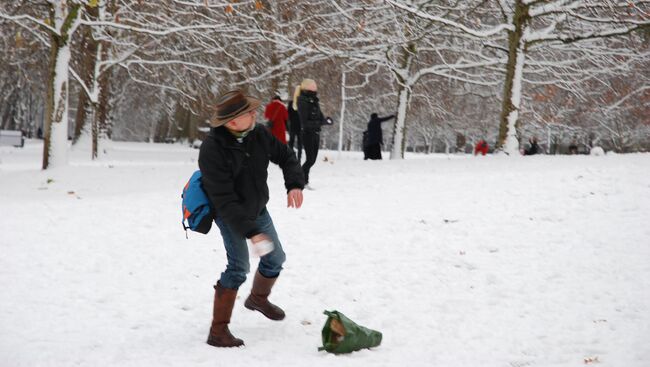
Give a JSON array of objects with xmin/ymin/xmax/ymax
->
[
  {"xmin": 42, "ymin": 28, "xmax": 59, "ymax": 169},
  {"xmin": 91, "ymin": 103, "xmax": 98, "ymax": 159},
  {"xmin": 389, "ymin": 83, "xmax": 411, "ymax": 159},
  {"xmin": 73, "ymin": 90, "xmax": 90, "ymax": 144},
  {"xmin": 389, "ymin": 44, "xmax": 415, "ymax": 160},
  {"xmin": 94, "ymin": 45, "xmax": 113, "ymax": 158},
  {"xmin": 42, "ymin": 4, "xmax": 81, "ymax": 169},
  {"xmin": 270, "ymin": 52, "xmax": 280, "ymax": 95},
  {"xmin": 496, "ymin": 0, "xmax": 529, "ymax": 155},
  {"xmin": 73, "ymin": 9, "xmax": 99, "ymax": 144}
]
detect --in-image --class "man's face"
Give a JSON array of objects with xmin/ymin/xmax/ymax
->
[{"xmin": 224, "ymin": 110, "xmax": 257, "ymax": 132}]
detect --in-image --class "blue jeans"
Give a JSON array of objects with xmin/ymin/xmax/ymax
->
[{"xmin": 214, "ymin": 208, "xmax": 286, "ymax": 289}]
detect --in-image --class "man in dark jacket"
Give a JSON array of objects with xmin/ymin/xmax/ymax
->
[
  {"xmin": 365, "ymin": 113, "xmax": 395, "ymax": 160},
  {"xmin": 199, "ymin": 90, "xmax": 305, "ymax": 348}
]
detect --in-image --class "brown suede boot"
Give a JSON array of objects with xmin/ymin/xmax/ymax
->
[
  {"xmin": 244, "ymin": 270, "xmax": 285, "ymax": 320},
  {"xmin": 207, "ymin": 283, "xmax": 244, "ymax": 347}
]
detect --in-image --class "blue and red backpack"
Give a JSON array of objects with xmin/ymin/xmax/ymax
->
[{"xmin": 181, "ymin": 170, "xmax": 214, "ymax": 235}]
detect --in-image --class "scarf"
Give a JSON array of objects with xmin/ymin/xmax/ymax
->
[{"xmin": 228, "ymin": 122, "xmax": 256, "ymax": 143}]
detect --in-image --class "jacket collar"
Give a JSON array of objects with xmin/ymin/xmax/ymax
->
[
  {"xmin": 210, "ymin": 126, "xmax": 256, "ymax": 149},
  {"xmin": 300, "ymin": 90, "xmax": 319, "ymax": 102}
]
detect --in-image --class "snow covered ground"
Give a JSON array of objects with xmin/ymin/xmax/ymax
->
[{"xmin": 1, "ymin": 140, "xmax": 649, "ymax": 367}]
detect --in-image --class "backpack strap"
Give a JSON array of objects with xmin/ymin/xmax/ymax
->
[{"xmin": 182, "ymin": 221, "xmax": 189, "ymax": 239}]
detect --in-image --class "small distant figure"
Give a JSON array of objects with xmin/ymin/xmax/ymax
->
[
  {"xmin": 364, "ymin": 113, "xmax": 395, "ymax": 160},
  {"xmin": 37, "ymin": 127, "xmax": 43, "ymax": 139},
  {"xmin": 362, "ymin": 131, "xmax": 369, "ymax": 159},
  {"xmin": 474, "ymin": 139, "xmax": 489, "ymax": 156},
  {"xmin": 287, "ymin": 100, "xmax": 302, "ymax": 161},
  {"xmin": 568, "ymin": 140, "xmax": 578, "ymax": 155},
  {"xmin": 264, "ymin": 96, "xmax": 288, "ymax": 144},
  {"xmin": 524, "ymin": 137, "xmax": 540, "ymax": 156}
]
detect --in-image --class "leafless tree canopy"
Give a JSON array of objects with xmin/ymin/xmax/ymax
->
[{"xmin": 1, "ymin": 1, "xmax": 648, "ymax": 166}]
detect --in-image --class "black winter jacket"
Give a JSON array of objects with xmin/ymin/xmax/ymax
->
[
  {"xmin": 198, "ymin": 125, "xmax": 305, "ymax": 238},
  {"xmin": 367, "ymin": 115, "xmax": 395, "ymax": 145},
  {"xmin": 287, "ymin": 102, "xmax": 301, "ymax": 133},
  {"xmin": 297, "ymin": 90, "xmax": 325, "ymax": 132}
]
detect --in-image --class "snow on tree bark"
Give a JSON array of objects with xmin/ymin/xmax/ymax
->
[
  {"xmin": 503, "ymin": 42, "xmax": 526, "ymax": 155},
  {"xmin": 47, "ymin": 45, "xmax": 72, "ymax": 168},
  {"xmin": 43, "ymin": 3, "xmax": 80, "ymax": 169},
  {"xmin": 497, "ymin": 0, "xmax": 529, "ymax": 155},
  {"xmin": 390, "ymin": 84, "xmax": 410, "ymax": 159}
]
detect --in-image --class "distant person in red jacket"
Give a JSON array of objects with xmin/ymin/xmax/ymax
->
[
  {"xmin": 264, "ymin": 96, "xmax": 288, "ymax": 144},
  {"xmin": 474, "ymin": 139, "xmax": 489, "ymax": 156}
]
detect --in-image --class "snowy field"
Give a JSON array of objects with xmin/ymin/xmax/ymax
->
[{"xmin": 1, "ymin": 140, "xmax": 649, "ymax": 367}]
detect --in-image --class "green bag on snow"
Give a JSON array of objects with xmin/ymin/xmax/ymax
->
[{"xmin": 318, "ymin": 310, "xmax": 382, "ymax": 354}]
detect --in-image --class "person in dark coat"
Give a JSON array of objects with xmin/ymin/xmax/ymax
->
[
  {"xmin": 287, "ymin": 100, "xmax": 302, "ymax": 161},
  {"xmin": 362, "ymin": 130, "xmax": 369, "ymax": 160},
  {"xmin": 199, "ymin": 90, "xmax": 305, "ymax": 348},
  {"xmin": 365, "ymin": 113, "xmax": 395, "ymax": 160},
  {"xmin": 294, "ymin": 78, "xmax": 328, "ymax": 188},
  {"xmin": 568, "ymin": 140, "xmax": 578, "ymax": 155},
  {"xmin": 524, "ymin": 136, "xmax": 540, "ymax": 156}
]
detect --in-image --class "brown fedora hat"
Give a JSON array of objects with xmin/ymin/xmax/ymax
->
[{"xmin": 209, "ymin": 90, "xmax": 261, "ymax": 127}]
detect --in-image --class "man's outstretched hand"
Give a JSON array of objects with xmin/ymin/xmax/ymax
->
[{"xmin": 287, "ymin": 188, "xmax": 303, "ymax": 208}]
